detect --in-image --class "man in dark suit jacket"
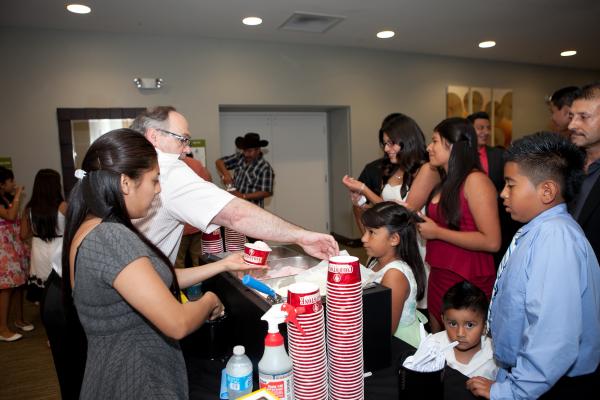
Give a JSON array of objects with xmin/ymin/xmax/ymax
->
[
  {"xmin": 467, "ymin": 112, "xmax": 519, "ymax": 267},
  {"xmin": 568, "ymin": 83, "xmax": 600, "ymax": 262}
]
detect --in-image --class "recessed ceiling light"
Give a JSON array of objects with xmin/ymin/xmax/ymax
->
[
  {"xmin": 560, "ymin": 50, "xmax": 577, "ymax": 57},
  {"xmin": 377, "ymin": 31, "xmax": 395, "ymax": 39},
  {"xmin": 478, "ymin": 41, "xmax": 496, "ymax": 48},
  {"xmin": 66, "ymin": 4, "xmax": 91, "ymax": 14},
  {"xmin": 242, "ymin": 17, "xmax": 263, "ymax": 26}
]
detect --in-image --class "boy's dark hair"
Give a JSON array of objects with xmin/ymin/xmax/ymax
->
[
  {"xmin": 505, "ymin": 132, "xmax": 585, "ymax": 203},
  {"xmin": 466, "ymin": 111, "xmax": 490, "ymax": 123},
  {"xmin": 572, "ymin": 82, "xmax": 600, "ymax": 102},
  {"xmin": 548, "ymin": 86, "xmax": 579, "ymax": 109},
  {"xmin": 442, "ymin": 280, "xmax": 488, "ymax": 317},
  {"xmin": 361, "ymin": 201, "xmax": 426, "ymax": 301}
]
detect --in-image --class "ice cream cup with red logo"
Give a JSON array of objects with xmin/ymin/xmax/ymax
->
[{"xmin": 243, "ymin": 240, "xmax": 272, "ymax": 266}]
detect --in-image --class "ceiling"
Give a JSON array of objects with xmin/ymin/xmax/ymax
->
[{"xmin": 2, "ymin": 0, "xmax": 599, "ymax": 70}]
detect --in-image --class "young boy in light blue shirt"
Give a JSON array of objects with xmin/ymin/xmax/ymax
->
[{"xmin": 466, "ymin": 132, "xmax": 600, "ymax": 399}]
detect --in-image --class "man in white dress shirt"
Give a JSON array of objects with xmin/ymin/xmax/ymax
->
[{"xmin": 130, "ymin": 106, "xmax": 338, "ymax": 262}]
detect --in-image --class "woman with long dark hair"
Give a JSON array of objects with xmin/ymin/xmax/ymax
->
[
  {"xmin": 418, "ymin": 118, "xmax": 500, "ymax": 333},
  {"xmin": 20, "ymin": 169, "xmax": 67, "ymax": 303},
  {"xmin": 343, "ymin": 113, "xmax": 439, "ymax": 219},
  {"xmin": 63, "ymin": 129, "xmax": 257, "ymax": 399}
]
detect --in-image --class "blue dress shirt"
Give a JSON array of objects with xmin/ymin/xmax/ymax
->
[{"xmin": 489, "ymin": 204, "xmax": 600, "ymax": 399}]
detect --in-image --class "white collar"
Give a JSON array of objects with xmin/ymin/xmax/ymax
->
[{"xmin": 155, "ymin": 147, "xmax": 183, "ymax": 163}]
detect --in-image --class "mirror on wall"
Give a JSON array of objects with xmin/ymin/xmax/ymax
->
[
  {"xmin": 71, "ymin": 119, "xmax": 134, "ymax": 169},
  {"xmin": 57, "ymin": 108, "xmax": 145, "ymax": 194}
]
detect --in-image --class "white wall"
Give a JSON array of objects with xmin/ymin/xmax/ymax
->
[{"xmin": 1, "ymin": 27, "xmax": 598, "ymax": 209}]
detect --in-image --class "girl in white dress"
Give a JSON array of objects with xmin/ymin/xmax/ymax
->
[
  {"xmin": 361, "ymin": 201, "xmax": 427, "ymax": 348},
  {"xmin": 21, "ymin": 169, "xmax": 67, "ymax": 303},
  {"xmin": 343, "ymin": 114, "xmax": 438, "ymax": 309}
]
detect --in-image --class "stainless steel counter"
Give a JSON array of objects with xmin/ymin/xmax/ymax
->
[{"xmin": 181, "ymin": 245, "xmax": 392, "ymax": 399}]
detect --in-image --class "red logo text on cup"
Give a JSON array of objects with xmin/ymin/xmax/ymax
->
[
  {"xmin": 287, "ymin": 282, "xmax": 322, "ymax": 315},
  {"xmin": 243, "ymin": 243, "xmax": 270, "ymax": 265}
]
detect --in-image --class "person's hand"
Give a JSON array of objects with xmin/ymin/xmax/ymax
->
[
  {"xmin": 342, "ymin": 175, "xmax": 365, "ymax": 193},
  {"xmin": 11, "ymin": 186, "xmax": 25, "ymax": 209},
  {"xmin": 221, "ymin": 252, "xmax": 268, "ymax": 273},
  {"xmin": 466, "ymin": 376, "xmax": 493, "ymax": 399},
  {"xmin": 416, "ymin": 212, "xmax": 439, "ymax": 240},
  {"xmin": 230, "ymin": 190, "xmax": 244, "ymax": 199},
  {"xmin": 349, "ymin": 191, "xmax": 366, "ymax": 207},
  {"xmin": 204, "ymin": 291, "xmax": 225, "ymax": 320},
  {"xmin": 394, "ymin": 199, "xmax": 408, "ymax": 207},
  {"xmin": 221, "ymin": 173, "xmax": 233, "ymax": 186},
  {"xmin": 14, "ymin": 185, "xmax": 24, "ymax": 199},
  {"xmin": 297, "ymin": 231, "xmax": 339, "ymax": 260}
]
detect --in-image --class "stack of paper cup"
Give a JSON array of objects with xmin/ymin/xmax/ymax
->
[
  {"xmin": 287, "ymin": 282, "xmax": 328, "ymax": 400},
  {"xmin": 201, "ymin": 230, "xmax": 224, "ymax": 254},
  {"xmin": 224, "ymin": 227, "xmax": 246, "ymax": 252},
  {"xmin": 326, "ymin": 255, "xmax": 364, "ymax": 400}
]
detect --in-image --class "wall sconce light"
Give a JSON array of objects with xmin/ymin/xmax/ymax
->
[{"xmin": 133, "ymin": 77, "xmax": 164, "ymax": 89}]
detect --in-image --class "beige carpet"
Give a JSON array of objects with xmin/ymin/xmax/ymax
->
[{"xmin": 0, "ymin": 299, "xmax": 60, "ymax": 400}]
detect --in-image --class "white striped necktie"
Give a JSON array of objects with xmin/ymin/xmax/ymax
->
[{"xmin": 487, "ymin": 228, "xmax": 523, "ymax": 331}]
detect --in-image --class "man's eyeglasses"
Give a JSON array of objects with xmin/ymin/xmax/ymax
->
[{"xmin": 157, "ymin": 128, "xmax": 191, "ymax": 146}]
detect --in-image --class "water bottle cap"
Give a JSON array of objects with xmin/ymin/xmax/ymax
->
[{"xmin": 233, "ymin": 345, "xmax": 245, "ymax": 355}]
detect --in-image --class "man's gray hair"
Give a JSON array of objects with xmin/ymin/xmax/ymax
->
[{"xmin": 130, "ymin": 106, "xmax": 177, "ymax": 135}]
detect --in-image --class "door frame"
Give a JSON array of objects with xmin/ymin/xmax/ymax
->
[
  {"xmin": 56, "ymin": 107, "xmax": 145, "ymax": 195},
  {"xmin": 218, "ymin": 105, "xmax": 352, "ymax": 236}
]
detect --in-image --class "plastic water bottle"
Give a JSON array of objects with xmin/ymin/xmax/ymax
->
[{"xmin": 226, "ymin": 345, "xmax": 253, "ymax": 399}]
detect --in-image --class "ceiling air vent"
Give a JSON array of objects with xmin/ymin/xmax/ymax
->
[{"xmin": 279, "ymin": 12, "xmax": 345, "ymax": 33}]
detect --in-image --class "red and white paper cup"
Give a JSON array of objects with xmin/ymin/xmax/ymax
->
[
  {"xmin": 328, "ymin": 255, "xmax": 361, "ymax": 284},
  {"xmin": 242, "ymin": 241, "xmax": 272, "ymax": 266},
  {"xmin": 287, "ymin": 282, "xmax": 323, "ymax": 315},
  {"xmin": 224, "ymin": 227, "xmax": 246, "ymax": 252},
  {"xmin": 287, "ymin": 282, "xmax": 328, "ymax": 400},
  {"xmin": 326, "ymin": 256, "xmax": 364, "ymax": 399},
  {"xmin": 201, "ymin": 230, "xmax": 224, "ymax": 254}
]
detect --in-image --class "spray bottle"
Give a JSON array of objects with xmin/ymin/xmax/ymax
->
[{"xmin": 258, "ymin": 304, "xmax": 294, "ymax": 400}]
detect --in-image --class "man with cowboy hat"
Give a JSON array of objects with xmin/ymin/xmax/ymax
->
[{"xmin": 217, "ymin": 132, "xmax": 274, "ymax": 208}]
